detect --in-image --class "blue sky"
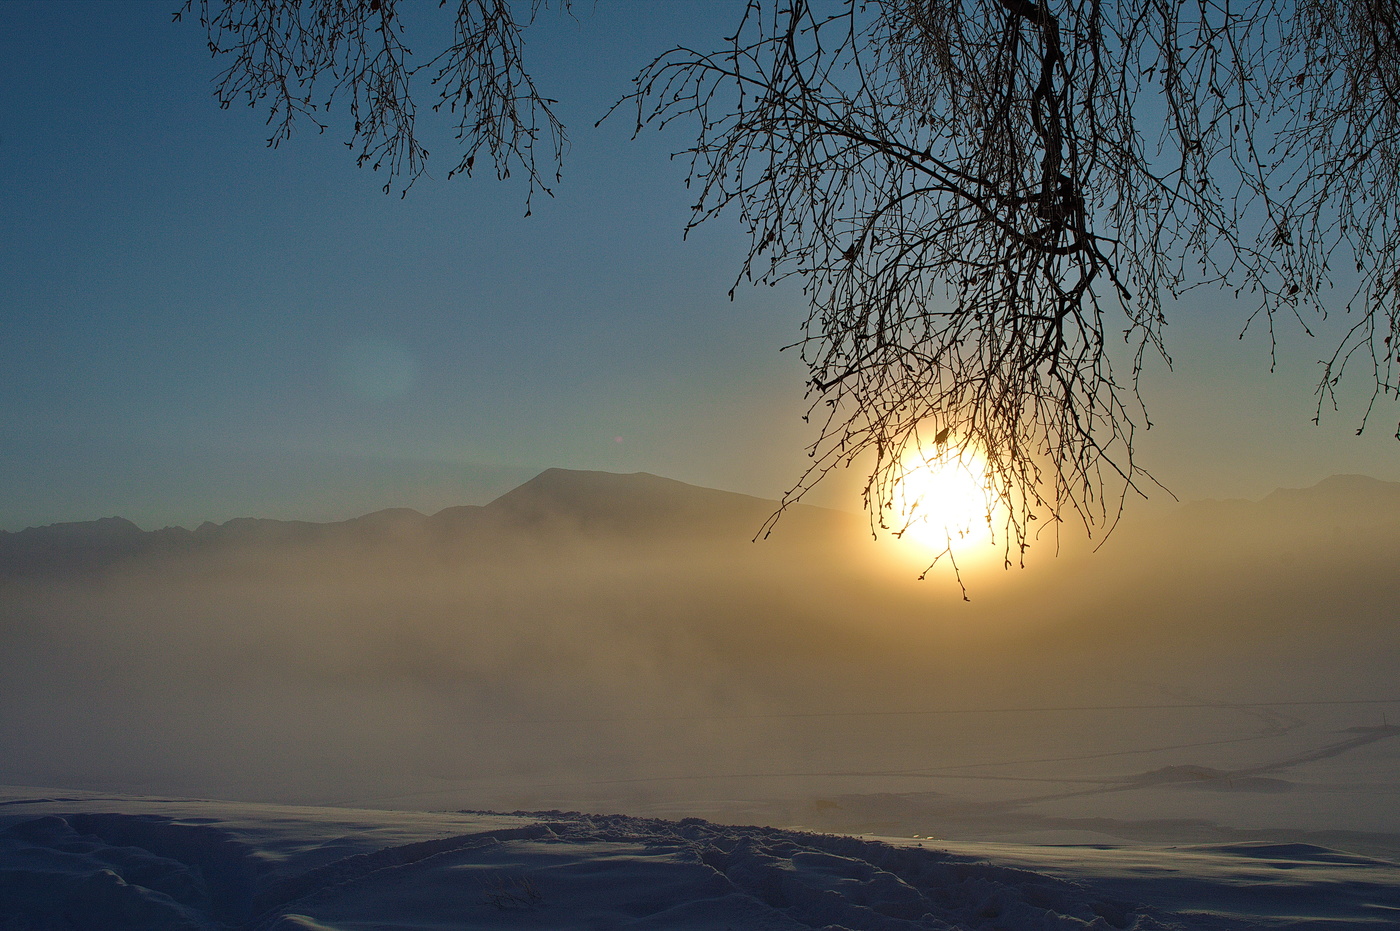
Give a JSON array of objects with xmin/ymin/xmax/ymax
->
[{"xmin": 3, "ymin": 0, "xmax": 1398, "ymax": 531}]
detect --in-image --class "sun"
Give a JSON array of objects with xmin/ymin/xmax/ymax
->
[{"xmin": 890, "ymin": 445, "xmax": 993, "ymax": 549}]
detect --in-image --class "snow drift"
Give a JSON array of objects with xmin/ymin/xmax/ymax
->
[{"xmin": 5, "ymin": 792, "xmax": 1397, "ymax": 930}]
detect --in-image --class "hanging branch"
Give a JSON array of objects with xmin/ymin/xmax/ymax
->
[
  {"xmin": 620, "ymin": 0, "xmax": 1400, "ymax": 563},
  {"xmin": 178, "ymin": 0, "xmax": 569, "ymax": 203}
]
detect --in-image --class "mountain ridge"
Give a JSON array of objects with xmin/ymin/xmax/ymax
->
[
  {"xmin": 14, "ymin": 470, "xmax": 1397, "ymax": 539},
  {"xmin": 0, "ymin": 469, "xmax": 847, "ymax": 579},
  {"xmin": 4, "ymin": 469, "xmax": 1397, "ymax": 580}
]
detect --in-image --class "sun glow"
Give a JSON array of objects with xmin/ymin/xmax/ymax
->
[{"xmin": 890, "ymin": 445, "xmax": 994, "ymax": 550}]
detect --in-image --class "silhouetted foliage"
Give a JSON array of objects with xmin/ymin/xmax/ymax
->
[
  {"xmin": 178, "ymin": 0, "xmax": 567, "ymax": 207},
  {"xmin": 181, "ymin": 0, "xmax": 1400, "ymax": 566}
]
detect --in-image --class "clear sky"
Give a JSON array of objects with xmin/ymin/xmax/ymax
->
[{"xmin": 3, "ymin": 0, "xmax": 1398, "ymax": 532}]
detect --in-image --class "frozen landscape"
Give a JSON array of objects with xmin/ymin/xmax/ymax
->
[
  {"xmin": 2, "ymin": 469, "xmax": 1399, "ymax": 928},
  {"xmin": 8, "ymin": 1, "xmax": 1400, "ymax": 926},
  {"xmin": 4, "ymin": 790, "xmax": 1400, "ymax": 929}
]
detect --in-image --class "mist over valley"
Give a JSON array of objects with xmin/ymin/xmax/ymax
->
[{"xmin": 4, "ymin": 469, "xmax": 1397, "ymax": 855}]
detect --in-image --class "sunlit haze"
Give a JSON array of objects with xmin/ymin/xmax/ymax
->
[{"xmin": 890, "ymin": 443, "xmax": 994, "ymax": 550}]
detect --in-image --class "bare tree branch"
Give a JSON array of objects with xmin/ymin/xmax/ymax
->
[
  {"xmin": 618, "ymin": 0, "xmax": 1400, "ymax": 566},
  {"xmin": 177, "ymin": 0, "xmax": 569, "ymax": 203}
]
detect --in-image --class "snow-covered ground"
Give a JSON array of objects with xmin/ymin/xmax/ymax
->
[{"xmin": 4, "ymin": 788, "xmax": 1398, "ymax": 930}]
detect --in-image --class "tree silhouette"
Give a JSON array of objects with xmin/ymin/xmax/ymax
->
[{"xmin": 180, "ymin": 0, "xmax": 1400, "ymax": 567}]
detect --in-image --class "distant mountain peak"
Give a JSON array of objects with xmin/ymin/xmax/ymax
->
[
  {"xmin": 483, "ymin": 468, "xmax": 782, "ymax": 537},
  {"xmin": 1261, "ymin": 473, "xmax": 1400, "ymax": 510},
  {"xmin": 3, "ymin": 515, "xmax": 144, "ymax": 541},
  {"xmin": 489, "ymin": 468, "xmax": 748, "ymax": 504}
]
